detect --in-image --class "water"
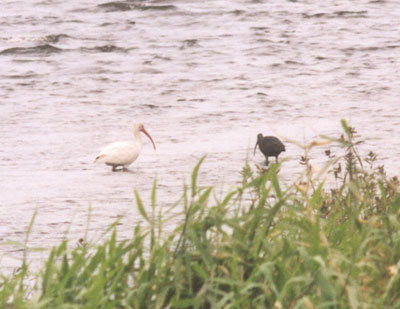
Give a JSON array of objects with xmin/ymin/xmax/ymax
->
[{"xmin": 1, "ymin": 0, "xmax": 400, "ymax": 271}]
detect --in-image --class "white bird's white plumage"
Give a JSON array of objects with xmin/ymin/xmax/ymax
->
[
  {"xmin": 95, "ymin": 123, "xmax": 156, "ymax": 171},
  {"xmin": 95, "ymin": 141, "xmax": 141, "ymax": 166}
]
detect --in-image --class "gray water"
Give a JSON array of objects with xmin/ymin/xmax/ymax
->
[{"xmin": 1, "ymin": 0, "xmax": 400, "ymax": 271}]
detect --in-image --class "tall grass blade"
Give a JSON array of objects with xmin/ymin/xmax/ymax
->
[
  {"xmin": 191, "ymin": 155, "xmax": 206, "ymax": 198},
  {"xmin": 134, "ymin": 189, "xmax": 149, "ymax": 222}
]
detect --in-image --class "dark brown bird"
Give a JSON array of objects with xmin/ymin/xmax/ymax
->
[{"xmin": 253, "ymin": 133, "xmax": 285, "ymax": 166}]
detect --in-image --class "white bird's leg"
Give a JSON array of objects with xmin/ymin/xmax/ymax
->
[{"xmin": 106, "ymin": 163, "xmax": 121, "ymax": 172}]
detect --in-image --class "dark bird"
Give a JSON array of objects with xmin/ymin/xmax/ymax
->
[{"xmin": 254, "ymin": 134, "xmax": 285, "ymax": 166}]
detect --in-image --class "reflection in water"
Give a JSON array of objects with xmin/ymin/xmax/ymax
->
[{"xmin": 0, "ymin": 0, "xmax": 400, "ymax": 271}]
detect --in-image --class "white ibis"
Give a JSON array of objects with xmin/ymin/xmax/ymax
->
[
  {"xmin": 254, "ymin": 133, "xmax": 285, "ymax": 166},
  {"xmin": 94, "ymin": 123, "xmax": 156, "ymax": 171}
]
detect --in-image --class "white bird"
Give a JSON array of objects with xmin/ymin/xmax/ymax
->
[{"xmin": 94, "ymin": 123, "xmax": 156, "ymax": 171}]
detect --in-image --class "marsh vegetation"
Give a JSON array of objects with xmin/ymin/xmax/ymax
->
[{"xmin": 2, "ymin": 120, "xmax": 400, "ymax": 308}]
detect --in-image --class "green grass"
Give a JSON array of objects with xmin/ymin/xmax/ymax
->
[{"xmin": 1, "ymin": 119, "xmax": 400, "ymax": 308}]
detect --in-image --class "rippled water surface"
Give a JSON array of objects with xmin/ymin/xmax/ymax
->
[{"xmin": 1, "ymin": 0, "xmax": 400, "ymax": 270}]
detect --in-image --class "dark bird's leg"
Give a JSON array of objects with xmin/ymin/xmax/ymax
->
[
  {"xmin": 275, "ymin": 156, "xmax": 279, "ymax": 163},
  {"xmin": 265, "ymin": 156, "xmax": 269, "ymax": 166}
]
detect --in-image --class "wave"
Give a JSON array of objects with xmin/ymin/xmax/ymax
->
[
  {"xmin": 341, "ymin": 45, "xmax": 400, "ymax": 54},
  {"xmin": 302, "ymin": 10, "xmax": 368, "ymax": 19},
  {"xmin": 98, "ymin": 1, "xmax": 176, "ymax": 12},
  {"xmin": 80, "ymin": 45, "xmax": 127, "ymax": 53},
  {"xmin": 98, "ymin": 1, "xmax": 133, "ymax": 11},
  {"xmin": 0, "ymin": 44, "xmax": 62, "ymax": 55},
  {"xmin": 43, "ymin": 34, "xmax": 70, "ymax": 44}
]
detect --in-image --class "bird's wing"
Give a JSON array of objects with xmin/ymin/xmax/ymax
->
[
  {"xmin": 266, "ymin": 136, "xmax": 285, "ymax": 151},
  {"xmin": 95, "ymin": 142, "xmax": 139, "ymax": 165}
]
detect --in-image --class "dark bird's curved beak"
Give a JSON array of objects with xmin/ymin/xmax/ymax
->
[{"xmin": 253, "ymin": 141, "xmax": 258, "ymax": 156}]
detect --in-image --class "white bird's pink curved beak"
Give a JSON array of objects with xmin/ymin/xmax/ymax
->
[{"xmin": 141, "ymin": 127, "xmax": 156, "ymax": 150}]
